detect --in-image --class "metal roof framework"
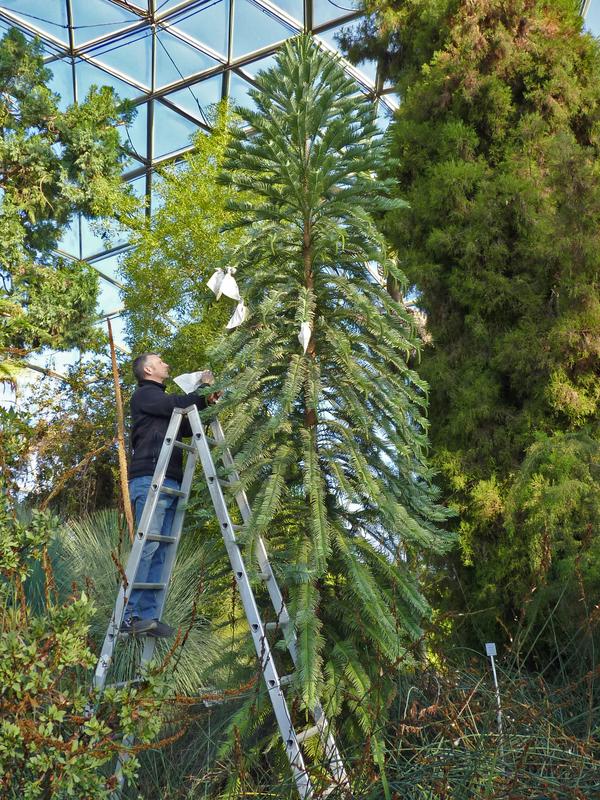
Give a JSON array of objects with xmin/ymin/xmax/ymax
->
[
  {"xmin": 1, "ymin": 0, "xmax": 596, "ymax": 382},
  {"xmin": 0, "ymin": 0, "xmax": 398, "ymax": 376}
]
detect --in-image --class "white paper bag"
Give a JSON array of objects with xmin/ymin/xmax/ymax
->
[
  {"xmin": 298, "ymin": 321, "xmax": 312, "ymax": 353},
  {"xmin": 173, "ymin": 371, "xmax": 205, "ymax": 393},
  {"xmin": 226, "ymin": 300, "xmax": 248, "ymax": 329}
]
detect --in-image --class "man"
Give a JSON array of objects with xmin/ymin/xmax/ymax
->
[{"xmin": 122, "ymin": 353, "xmax": 218, "ymax": 637}]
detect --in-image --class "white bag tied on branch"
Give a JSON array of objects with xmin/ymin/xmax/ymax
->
[
  {"xmin": 298, "ymin": 321, "xmax": 312, "ymax": 354},
  {"xmin": 207, "ymin": 266, "xmax": 246, "ymax": 328},
  {"xmin": 226, "ymin": 300, "xmax": 248, "ymax": 329},
  {"xmin": 207, "ymin": 266, "xmax": 241, "ymax": 301}
]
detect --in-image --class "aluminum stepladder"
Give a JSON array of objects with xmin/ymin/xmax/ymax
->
[{"xmin": 93, "ymin": 404, "xmax": 351, "ymax": 799}]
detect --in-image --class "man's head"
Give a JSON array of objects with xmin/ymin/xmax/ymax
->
[{"xmin": 132, "ymin": 353, "xmax": 170, "ymax": 385}]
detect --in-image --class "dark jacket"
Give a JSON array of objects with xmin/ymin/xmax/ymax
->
[{"xmin": 129, "ymin": 379, "xmax": 207, "ymax": 483}]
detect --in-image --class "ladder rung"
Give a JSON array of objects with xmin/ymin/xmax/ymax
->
[
  {"xmin": 146, "ymin": 533, "xmax": 177, "ymax": 543},
  {"xmin": 107, "ymin": 678, "xmax": 144, "ymax": 690},
  {"xmin": 160, "ymin": 486, "xmax": 186, "ymax": 497},
  {"xmin": 173, "ymin": 441, "xmax": 195, "ymax": 452},
  {"xmin": 264, "ymin": 618, "xmax": 289, "ymax": 632},
  {"xmin": 321, "ymin": 787, "xmax": 336, "ymax": 798},
  {"xmin": 132, "ymin": 582, "xmax": 166, "ymax": 590},
  {"xmin": 258, "ymin": 570, "xmax": 271, "ymax": 581},
  {"xmin": 279, "ymin": 673, "xmax": 295, "ymax": 686},
  {"xmin": 296, "ymin": 724, "xmax": 322, "ymax": 744},
  {"xmin": 231, "ymin": 523, "xmax": 244, "ymax": 531},
  {"xmin": 218, "ymin": 478, "xmax": 232, "ymax": 489},
  {"xmin": 205, "ymin": 436, "xmax": 217, "ymax": 446}
]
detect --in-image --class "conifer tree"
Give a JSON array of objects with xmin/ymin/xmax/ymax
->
[
  {"xmin": 342, "ymin": 0, "xmax": 600, "ymax": 663},
  {"xmin": 209, "ymin": 36, "xmax": 452, "ymax": 730},
  {"xmin": 0, "ymin": 28, "xmax": 133, "ymax": 363}
]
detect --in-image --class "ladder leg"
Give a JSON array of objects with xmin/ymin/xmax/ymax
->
[
  {"xmin": 188, "ymin": 409, "xmax": 321, "ymax": 799},
  {"xmin": 210, "ymin": 416, "xmax": 351, "ymax": 792}
]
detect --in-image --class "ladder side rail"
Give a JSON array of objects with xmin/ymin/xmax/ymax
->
[
  {"xmin": 188, "ymin": 408, "xmax": 314, "ymax": 800},
  {"xmin": 94, "ymin": 410, "xmax": 185, "ymax": 690},
  {"xmin": 210, "ymin": 419, "xmax": 350, "ymax": 790},
  {"xmin": 111, "ymin": 412, "xmax": 197, "ymax": 796},
  {"xmin": 209, "ymin": 419, "xmax": 296, "ymax": 652},
  {"xmin": 152, "ymin": 445, "xmax": 198, "ymax": 624}
]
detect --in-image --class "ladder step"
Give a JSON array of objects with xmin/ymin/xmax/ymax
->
[
  {"xmin": 173, "ymin": 441, "xmax": 195, "ymax": 452},
  {"xmin": 296, "ymin": 724, "xmax": 323, "ymax": 744},
  {"xmin": 264, "ymin": 618, "xmax": 289, "ymax": 632},
  {"xmin": 146, "ymin": 533, "xmax": 177, "ymax": 543},
  {"xmin": 218, "ymin": 478, "xmax": 232, "ymax": 489},
  {"xmin": 107, "ymin": 678, "xmax": 144, "ymax": 690},
  {"xmin": 206, "ymin": 436, "xmax": 217, "ymax": 446},
  {"xmin": 279, "ymin": 673, "xmax": 295, "ymax": 687},
  {"xmin": 132, "ymin": 582, "xmax": 166, "ymax": 590},
  {"xmin": 231, "ymin": 523, "xmax": 244, "ymax": 531},
  {"xmin": 159, "ymin": 486, "xmax": 186, "ymax": 497}
]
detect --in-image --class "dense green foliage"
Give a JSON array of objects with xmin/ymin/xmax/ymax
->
[
  {"xmin": 204, "ymin": 38, "xmax": 453, "ymax": 774},
  {"xmin": 0, "ymin": 28, "xmax": 133, "ymax": 363},
  {"xmin": 0, "ymin": 495, "xmax": 164, "ymax": 799},
  {"xmin": 343, "ymin": 0, "xmax": 600, "ymax": 663}
]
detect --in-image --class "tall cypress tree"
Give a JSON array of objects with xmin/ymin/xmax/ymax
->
[
  {"xmin": 342, "ymin": 0, "xmax": 600, "ymax": 664},
  {"xmin": 209, "ymin": 36, "xmax": 452, "ymax": 734}
]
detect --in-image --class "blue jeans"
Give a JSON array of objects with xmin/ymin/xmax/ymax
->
[{"xmin": 127, "ymin": 475, "xmax": 180, "ymax": 621}]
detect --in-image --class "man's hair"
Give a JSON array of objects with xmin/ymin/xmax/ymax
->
[{"xmin": 132, "ymin": 353, "xmax": 156, "ymax": 384}]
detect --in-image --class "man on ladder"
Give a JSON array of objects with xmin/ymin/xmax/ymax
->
[{"xmin": 123, "ymin": 352, "xmax": 218, "ymax": 637}]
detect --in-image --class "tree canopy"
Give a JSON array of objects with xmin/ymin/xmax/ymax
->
[
  {"xmin": 342, "ymin": 0, "xmax": 600, "ymax": 663},
  {"xmin": 0, "ymin": 28, "xmax": 133, "ymax": 362}
]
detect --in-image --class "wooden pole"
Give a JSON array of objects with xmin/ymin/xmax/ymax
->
[{"xmin": 107, "ymin": 318, "xmax": 135, "ymax": 544}]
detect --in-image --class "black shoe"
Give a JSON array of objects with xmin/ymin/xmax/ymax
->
[
  {"xmin": 146, "ymin": 619, "xmax": 176, "ymax": 638},
  {"xmin": 119, "ymin": 617, "xmax": 158, "ymax": 636}
]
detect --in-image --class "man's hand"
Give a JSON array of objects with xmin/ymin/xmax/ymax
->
[
  {"xmin": 199, "ymin": 369, "xmax": 215, "ymax": 386},
  {"xmin": 207, "ymin": 390, "xmax": 223, "ymax": 405}
]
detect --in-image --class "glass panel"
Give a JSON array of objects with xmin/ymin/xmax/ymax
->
[
  {"xmin": 153, "ymin": 101, "xmax": 200, "ymax": 158},
  {"xmin": 76, "ymin": 58, "xmax": 141, "ymax": 102},
  {"xmin": 269, "ymin": 0, "xmax": 303, "ymax": 24},
  {"xmin": 91, "ymin": 253, "xmax": 124, "ymax": 282},
  {"xmin": 97, "ymin": 277, "xmax": 123, "ymax": 316},
  {"xmin": 47, "ymin": 58, "xmax": 75, "ymax": 111},
  {"xmin": 166, "ymin": 76, "xmax": 222, "ymax": 121},
  {"xmin": 585, "ymin": 1, "xmax": 600, "ymax": 36},
  {"xmin": 27, "ymin": 348, "xmax": 82, "ymax": 374},
  {"xmin": 380, "ymin": 92, "xmax": 400, "ymax": 111},
  {"xmin": 318, "ymin": 20, "xmax": 377, "ymax": 85},
  {"xmin": 57, "ymin": 216, "xmax": 81, "ymax": 259},
  {"xmin": 156, "ymin": 30, "xmax": 219, "ymax": 88},
  {"xmin": 233, "ymin": 0, "xmax": 294, "ymax": 58},
  {"xmin": 239, "ymin": 52, "xmax": 278, "ymax": 78},
  {"xmin": 0, "ymin": 19, "xmax": 40, "ymax": 45},
  {"xmin": 93, "ymin": 30, "xmax": 153, "ymax": 88},
  {"xmin": 0, "ymin": 0, "xmax": 69, "ymax": 45},
  {"xmin": 155, "ymin": 0, "xmax": 192, "ymax": 15},
  {"xmin": 71, "ymin": 0, "xmax": 138, "ymax": 46},
  {"xmin": 127, "ymin": 174, "xmax": 147, "ymax": 201},
  {"xmin": 81, "ymin": 216, "xmax": 128, "ymax": 260},
  {"xmin": 312, "ymin": 0, "xmax": 360, "ymax": 27},
  {"xmin": 104, "ymin": 314, "xmax": 127, "ymax": 348},
  {"xmin": 375, "ymin": 100, "xmax": 392, "ymax": 132},
  {"xmin": 171, "ymin": 0, "xmax": 229, "ymax": 58},
  {"xmin": 229, "ymin": 72, "xmax": 258, "ymax": 112},
  {"xmin": 119, "ymin": 102, "xmax": 148, "ymax": 159}
]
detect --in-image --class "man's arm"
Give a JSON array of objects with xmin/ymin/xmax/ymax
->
[{"xmin": 134, "ymin": 386, "xmax": 207, "ymax": 418}]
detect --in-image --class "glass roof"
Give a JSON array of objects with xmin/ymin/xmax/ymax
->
[{"xmin": 0, "ymin": 0, "xmax": 594, "ymax": 382}]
